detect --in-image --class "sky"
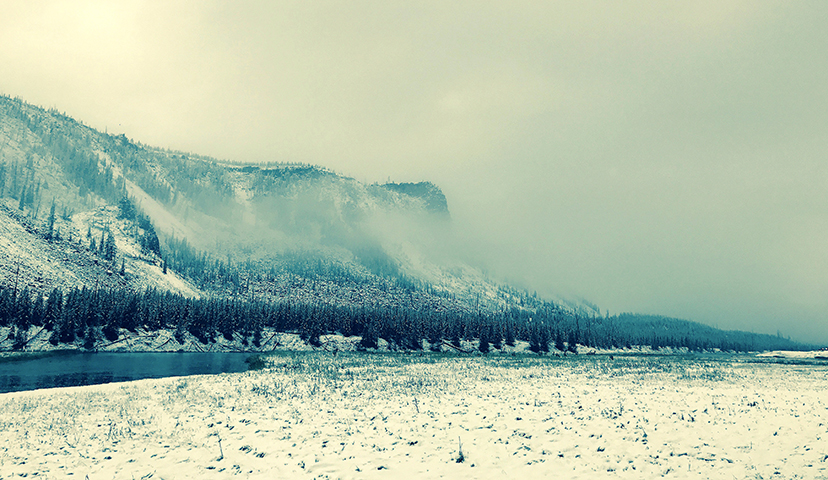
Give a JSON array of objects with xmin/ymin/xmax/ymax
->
[{"xmin": 2, "ymin": 1, "xmax": 827, "ymax": 343}]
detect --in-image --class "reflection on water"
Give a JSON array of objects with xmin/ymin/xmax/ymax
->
[{"xmin": 0, "ymin": 352, "xmax": 251, "ymax": 394}]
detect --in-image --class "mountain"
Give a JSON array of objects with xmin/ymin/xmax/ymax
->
[
  {"xmin": 0, "ymin": 95, "xmax": 553, "ymax": 312},
  {"xmin": 0, "ymin": 95, "xmax": 815, "ymax": 352}
]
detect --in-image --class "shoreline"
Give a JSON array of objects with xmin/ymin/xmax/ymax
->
[{"xmin": 1, "ymin": 351, "xmax": 825, "ymax": 479}]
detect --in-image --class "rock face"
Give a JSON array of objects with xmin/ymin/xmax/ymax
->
[
  {"xmin": 380, "ymin": 182, "xmax": 449, "ymax": 215},
  {"xmin": 0, "ymin": 94, "xmax": 561, "ymax": 316}
]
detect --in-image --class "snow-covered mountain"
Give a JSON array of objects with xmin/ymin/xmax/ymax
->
[
  {"xmin": 0, "ymin": 95, "xmax": 814, "ymax": 353},
  {"xmin": 0, "ymin": 95, "xmax": 580, "ymax": 317}
]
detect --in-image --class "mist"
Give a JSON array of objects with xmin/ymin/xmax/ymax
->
[{"xmin": 2, "ymin": 1, "xmax": 827, "ymax": 343}]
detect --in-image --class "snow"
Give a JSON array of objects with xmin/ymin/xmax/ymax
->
[
  {"xmin": 123, "ymin": 177, "xmax": 199, "ymax": 242},
  {"xmin": 0, "ymin": 324, "xmax": 682, "ymax": 356},
  {"xmin": 0, "ymin": 327, "xmax": 511, "ymax": 354},
  {"xmin": 70, "ymin": 206, "xmax": 202, "ymax": 298},
  {"xmin": 1, "ymin": 353, "xmax": 826, "ymax": 479},
  {"xmin": 757, "ymin": 350, "xmax": 828, "ymax": 360},
  {"xmin": 0, "ymin": 205, "xmax": 84, "ymax": 286}
]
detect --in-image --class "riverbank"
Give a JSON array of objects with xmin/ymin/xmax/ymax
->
[
  {"xmin": 0, "ymin": 325, "xmax": 706, "ymax": 356},
  {"xmin": 1, "ymin": 352, "xmax": 826, "ymax": 479}
]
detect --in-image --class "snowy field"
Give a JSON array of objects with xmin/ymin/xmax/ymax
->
[{"xmin": 1, "ymin": 353, "xmax": 827, "ymax": 479}]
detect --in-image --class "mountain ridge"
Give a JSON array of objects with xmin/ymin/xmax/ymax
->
[{"xmin": 0, "ymin": 94, "xmax": 816, "ymax": 353}]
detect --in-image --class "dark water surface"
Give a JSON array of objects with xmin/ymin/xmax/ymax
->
[{"xmin": 0, "ymin": 352, "xmax": 252, "ymax": 394}]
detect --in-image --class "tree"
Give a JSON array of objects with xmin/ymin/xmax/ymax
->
[
  {"xmin": 117, "ymin": 194, "xmax": 136, "ymax": 221},
  {"xmin": 554, "ymin": 329, "xmax": 566, "ymax": 352},
  {"xmin": 359, "ymin": 316, "xmax": 379, "ymax": 349},
  {"xmin": 491, "ymin": 323, "xmax": 503, "ymax": 350},
  {"xmin": 43, "ymin": 288, "xmax": 63, "ymax": 330},
  {"xmin": 46, "ymin": 201, "xmax": 56, "ymax": 240},
  {"xmin": 477, "ymin": 323, "xmax": 491, "ymax": 354},
  {"xmin": 528, "ymin": 319, "xmax": 550, "ymax": 353},
  {"xmin": 0, "ymin": 162, "xmax": 6, "ymax": 196},
  {"xmin": 101, "ymin": 227, "xmax": 117, "ymax": 262},
  {"xmin": 567, "ymin": 330, "xmax": 578, "ymax": 354},
  {"xmin": 14, "ymin": 286, "xmax": 31, "ymax": 332},
  {"xmin": 140, "ymin": 223, "xmax": 161, "ymax": 257},
  {"xmin": 504, "ymin": 316, "xmax": 516, "ymax": 347},
  {"xmin": 83, "ymin": 325, "xmax": 97, "ymax": 350}
]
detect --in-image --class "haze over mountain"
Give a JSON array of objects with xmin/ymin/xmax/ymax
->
[
  {"xmin": 2, "ymin": 2, "xmax": 828, "ymax": 343},
  {"xmin": 0, "ymin": 95, "xmax": 538, "ymax": 315},
  {"xmin": 0, "ymin": 96, "xmax": 813, "ymax": 353}
]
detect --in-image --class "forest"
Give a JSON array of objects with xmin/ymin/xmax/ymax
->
[{"xmin": 0, "ymin": 282, "xmax": 806, "ymax": 353}]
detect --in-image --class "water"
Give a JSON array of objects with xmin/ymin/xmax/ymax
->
[{"xmin": 0, "ymin": 352, "xmax": 253, "ymax": 394}]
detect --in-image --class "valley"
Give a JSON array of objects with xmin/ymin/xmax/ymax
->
[{"xmin": 1, "ymin": 352, "xmax": 826, "ymax": 479}]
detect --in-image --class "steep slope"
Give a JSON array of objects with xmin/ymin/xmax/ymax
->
[
  {"xmin": 0, "ymin": 200, "xmax": 199, "ymax": 297},
  {"xmin": 0, "ymin": 95, "xmax": 570, "ymax": 316}
]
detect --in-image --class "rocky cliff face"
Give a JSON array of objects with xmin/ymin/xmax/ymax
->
[
  {"xmin": 0, "ymin": 95, "xmax": 569, "ymax": 316},
  {"xmin": 380, "ymin": 182, "xmax": 449, "ymax": 215}
]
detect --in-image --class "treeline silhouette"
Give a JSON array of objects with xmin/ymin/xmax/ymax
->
[{"xmin": 0, "ymin": 284, "xmax": 807, "ymax": 353}]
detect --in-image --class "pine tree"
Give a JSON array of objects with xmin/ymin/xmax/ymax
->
[
  {"xmin": 477, "ymin": 323, "xmax": 490, "ymax": 354},
  {"xmin": 14, "ymin": 286, "xmax": 31, "ymax": 332},
  {"xmin": 528, "ymin": 320, "xmax": 550, "ymax": 353},
  {"xmin": 26, "ymin": 183, "xmax": 35, "ymax": 209},
  {"xmin": 46, "ymin": 201, "xmax": 56, "ymax": 240},
  {"xmin": 555, "ymin": 329, "xmax": 566, "ymax": 352},
  {"xmin": 491, "ymin": 323, "xmax": 503, "ymax": 350},
  {"xmin": 83, "ymin": 325, "xmax": 97, "ymax": 350},
  {"xmin": 102, "ymin": 227, "xmax": 117, "ymax": 262},
  {"xmin": 427, "ymin": 318, "xmax": 443, "ymax": 351},
  {"xmin": 504, "ymin": 317, "xmax": 516, "ymax": 347},
  {"xmin": 567, "ymin": 330, "xmax": 578, "ymax": 354},
  {"xmin": 117, "ymin": 194, "xmax": 136, "ymax": 221},
  {"xmin": 0, "ymin": 162, "xmax": 6, "ymax": 196},
  {"xmin": 359, "ymin": 317, "xmax": 379, "ymax": 349},
  {"xmin": 43, "ymin": 288, "xmax": 63, "ymax": 330}
]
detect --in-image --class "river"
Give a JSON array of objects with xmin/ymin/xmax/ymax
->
[{"xmin": 0, "ymin": 352, "xmax": 253, "ymax": 394}]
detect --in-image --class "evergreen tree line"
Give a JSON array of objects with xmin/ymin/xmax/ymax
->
[
  {"xmin": 0, "ymin": 284, "xmax": 807, "ymax": 353},
  {"xmin": 161, "ymin": 234, "xmax": 443, "ymax": 302}
]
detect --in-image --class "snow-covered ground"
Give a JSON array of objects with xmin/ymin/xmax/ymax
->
[
  {"xmin": 757, "ymin": 350, "xmax": 828, "ymax": 360},
  {"xmin": 71, "ymin": 206, "xmax": 202, "ymax": 298},
  {"xmin": 0, "ymin": 325, "xmax": 688, "ymax": 356},
  {"xmin": 1, "ymin": 353, "xmax": 826, "ymax": 479}
]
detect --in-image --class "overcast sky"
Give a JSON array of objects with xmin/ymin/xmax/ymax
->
[{"xmin": 3, "ymin": 1, "xmax": 827, "ymax": 343}]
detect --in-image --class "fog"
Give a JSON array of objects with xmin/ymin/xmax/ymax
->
[{"xmin": 3, "ymin": 1, "xmax": 828, "ymax": 343}]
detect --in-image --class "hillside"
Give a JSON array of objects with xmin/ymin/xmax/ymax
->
[
  {"xmin": 0, "ymin": 95, "xmax": 815, "ymax": 353},
  {"xmin": 0, "ymin": 95, "xmax": 569, "ymax": 314}
]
